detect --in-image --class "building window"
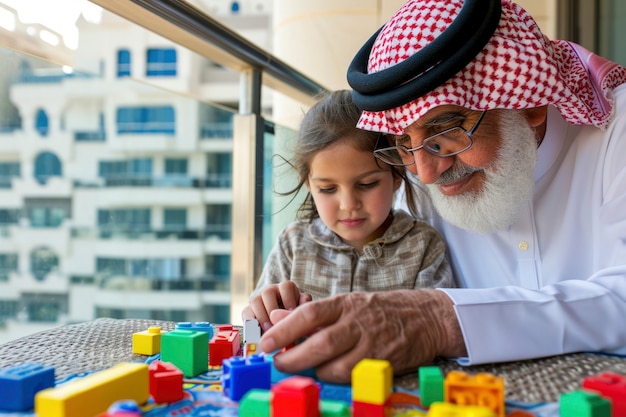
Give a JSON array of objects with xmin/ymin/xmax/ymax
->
[
  {"xmin": 165, "ymin": 158, "xmax": 188, "ymax": 175},
  {"xmin": 34, "ymin": 151, "xmax": 62, "ymax": 185},
  {"xmin": 30, "ymin": 207, "xmax": 66, "ymax": 228},
  {"xmin": 146, "ymin": 48, "xmax": 177, "ymax": 76},
  {"xmin": 98, "ymin": 208, "xmax": 151, "ymax": 231},
  {"xmin": 0, "ymin": 209, "xmax": 20, "ymax": 225},
  {"xmin": 30, "ymin": 246, "xmax": 59, "ymax": 281},
  {"xmin": 0, "ymin": 162, "xmax": 20, "ymax": 188},
  {"xmin": 35, "ymin": 108, "xmax": 49, "ymax": 137},
  {"xmin": 116, "ymin": 106, "xmax": 175, "ymax": 135},
  {"xmin": 99, "ymin": 158, "xmax": 153, "ymax": 186},
  {"xmin": 117, "ymin": 49, "xmax": 131, "ymax": 77},
  {"xmin": 0, "ymin": 253, "xmax": 18, "ymax": 282},
  {"xmin": 164, "ymin": 209, "xmax": 186, "ymax": 231}
]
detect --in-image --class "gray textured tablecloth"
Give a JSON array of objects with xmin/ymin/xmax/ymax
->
[{"xmin": 0, "ymin": 317, "xmax": 624, "ymax": 403}]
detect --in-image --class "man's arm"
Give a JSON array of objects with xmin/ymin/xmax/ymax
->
[{"xmin": 259, "ymin": 289, "xmax": 466, "ymax": 383}]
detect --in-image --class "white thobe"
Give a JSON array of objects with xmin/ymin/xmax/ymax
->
[{"xmin": 409, "ymin": 83, "xmax": 626, "ymax": 364}]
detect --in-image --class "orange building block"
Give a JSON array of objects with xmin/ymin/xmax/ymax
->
[
  {"xmin": 444, "ymin": 370, "xmax": 505, "ymax": 417},
  {"xmin": 35, "ymin": 362, "xmax": 149, "ymax": 417}
]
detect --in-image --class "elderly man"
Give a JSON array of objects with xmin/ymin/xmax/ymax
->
[{"xmin": 258, "ymin": 0, "xmax": 626, "ymax": 383}]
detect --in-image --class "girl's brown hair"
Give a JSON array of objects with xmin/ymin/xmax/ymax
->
[{"xmin": 279, "ymin": 89, "xmax": 420, "ymax": 221}]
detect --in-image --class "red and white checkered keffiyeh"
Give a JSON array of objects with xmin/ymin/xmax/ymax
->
[{"xmin": 357, "ymin": 0, "xmax": 626, "ymax": 135}]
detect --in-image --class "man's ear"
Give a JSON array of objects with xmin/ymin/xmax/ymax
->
[
  {"xmin": 523, "ymin": 105, "xmax": 549, "ymax": 145},
  {"xmin": 523, "ymin": 105, "xmax": 549, "ymax": 128}
]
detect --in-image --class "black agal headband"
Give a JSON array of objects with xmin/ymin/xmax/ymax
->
[{"xmin": 347, "ymin": 0, "xmax": 502, "ymax": 112}]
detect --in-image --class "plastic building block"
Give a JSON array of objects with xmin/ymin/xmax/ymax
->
[
  {"xmin": 320, "ymin": 399, "xmax": 350, "ymax": 417},
  {"xmin": 161, "ymin": 329, "xmax": 209, "ymax": 377},
  {"xmin": 243, "ymin": 319, "xmax": 261, "ymax": 357},
  {"xmin": 319, "ymin": 382, "xmax": 352, "ymax": 403},
  {"xmin": 132, "ymin": 326, "xmax": 167, "ymax": 355},
  {"xmin": 209, "ymin": 324, "xmax": 240, "ymax": 366},
  {"xmin": 418, "ymin": 365, "xmax": 444, "ymax": 407},
  {"xmin": 222, "ymin": 354, "xmax": 271, "ymax": 401},
  {"xmin": 175, "ymin": 321, "xmax": 214, "ymax": 339},
  {"xmin": 559, "ymin": 390, "xmax": 611, "ymax": 417},
  {"xmin": 352, "ymin": 358, "xmax": 392, "ymax": 405},
  {"xmin": 428, "ymin": 401, "xmax": 497, "ymax": 417},
  {"xmin": 0, "ymin": 362, "xmax": 55, "ymax": 411},
  {"xmin": 352, "ymin": 400, "xmax": 393, "ymax": 417},
  {"xmin": 265, "ymin": 350, "xmax": 316, "ymax": 384},
  {"xmin": 34, "ymin": 362, "xmax": 149, "ymax": 417},
  {"xmin": 271, "ymin": 375, "xmax": 320, "ymax": 417},
  {"xmin": 444, "ymin": 370, "xmax": 505, "ymax": 417},
  {"xmin": 239, "ymin": 389, "xmax": 271, "ymax": 417},
  {"xmin": 582, "ymin": 371, "xmax": 626, "ymax": 416},
  {"xmin": 148, "ymin": 360, "xmax": 184, "ymax": 403}
]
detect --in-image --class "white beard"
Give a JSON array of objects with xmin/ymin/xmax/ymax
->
[{"xmin": 425, "ymin": 110, "xmax": 538, "ymax": 233}]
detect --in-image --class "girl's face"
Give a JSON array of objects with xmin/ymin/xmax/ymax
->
[{"xmin": 306, "ymin": 139, "xmax": 402, "ymax": 252}]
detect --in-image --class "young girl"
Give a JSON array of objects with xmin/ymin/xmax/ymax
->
[{"xmin": 242, "ymin": 90, "xmax": 453, "ymax": 331}]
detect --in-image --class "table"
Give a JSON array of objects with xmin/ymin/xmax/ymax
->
[{"xmin": 1, "ymin": 318, "xmax": 625, "ymax": 404}]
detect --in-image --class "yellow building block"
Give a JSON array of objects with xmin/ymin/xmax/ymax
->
[
  {"xmin": 444, "ymin": 370, "xmax": 505, "ymax": 417},
  {"xmin": 132, "ymin": 326, "xmax": 167, "ymax": 355},
  {"xmin": 35, "ymin": 362, "xmax": 149, "ymax": 417},
  {"xmin": 351, "ymin": 358, "xmax": 392, "ymax": 405},
  {"xmin": 428, "ymin": 401, "xmax": 497, "ymax": 417}
]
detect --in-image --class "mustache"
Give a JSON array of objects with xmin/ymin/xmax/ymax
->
[{"xmin": 433, "ymin": 162, "xmax": 482, "ymax": 185}]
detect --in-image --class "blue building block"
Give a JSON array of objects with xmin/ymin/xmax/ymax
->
[
  {"xmin": 0, "ymin": 362, "xmax": 55, "ymax": 411},
  {"xmin": 319, "ymin": 382, "xmax": 352, "ymax": 403},
  {"xmin": 175, "ymin": 321, "xmax": 214, "ymax": 339},
  {"xmin": 222, "ymin": 354, "xmax": 271, "ymax": 401},
  {"xmin": 265, "ymin": 351, "xmax": 316, "ymax": 384}
]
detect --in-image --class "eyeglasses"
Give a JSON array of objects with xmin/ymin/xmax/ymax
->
[{"xmin": 374, "ymin": 111, "xmax": 487, "ymax": 166}]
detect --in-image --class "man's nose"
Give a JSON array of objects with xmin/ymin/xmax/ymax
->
[{"xmin": 409, "ymin": 150, "xmax": 455, "ymax": 184}]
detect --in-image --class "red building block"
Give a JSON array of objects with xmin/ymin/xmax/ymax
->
[
  {"xmin": 352, "ymin": 399, "xmax": 393, "ymax": 417},
  {"xmin": 148, "ymin": 361, "xmax": 184, "ymax": 404},
  {"xmin": 209, "ymin": 325, "xmax": 241, "ymax": 367},
  {"xmin": 582, "ymin": 371, "xmax": 626, "ymax": 417},
  {"xmin": 271, "ymin": 376, "xmax": 320, "ymax": 417}
]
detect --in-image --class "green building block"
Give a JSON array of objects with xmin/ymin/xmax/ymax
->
[
  {"xmin": 239, "ymin": 389, "xmax": 271, "ymax": 417},
  {"xmin": 418, "ymin": 365, "xmax": 444, "ymax": 407},
  {"xmin": 559, "ymin": 390, "xmax": 611, "ymax": 417},
  {"xmin": 160, "ymin": 329, "xmax": 208, "ymax": 377},
  {"xmin": 320, "ymin": 399, "xmax": 351, "ymax": 417}
]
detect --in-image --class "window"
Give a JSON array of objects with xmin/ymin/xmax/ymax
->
[
  {"xmin": 164, "ymin": 209, "xmax": 187, "ymax": 231},
  {"xmin": 165, "ymin": 158, "xmax": 188, "ymax": 175},
  {"xmin": 99, "ymin": 158, "xmax": 153, "ymax": 185},
  {"xmin": 30, "ymin": 207, "xmax": 66, "ymax": 227},
  {"xmin": 117, "ymin": 49, "xmax": 131, "ymax": 77},
  {"xmin": 0, "ymin": 162, "xmax": 20, "ymax": 188},
  {"xmin": 0, "ymin": 253, "xmax": 18, "ymax": 282},
  {"xmin": 34, "ymin": 152, "xmax": 62, "ymax": 185},
  {"xmin": 30, "ymin": 247, "xmax": 59, "ymax": 281},
  {"xmin": 116, "ymin": 106, "xmax": 175, "ymax": 135},
  {"xmin": 0, "ymin": 209, "xmax": 20, "ymax": 225},
  {"xmin": 146, "ymin": 48, "xmax": 177, "ymax": 76},
  {"xmin": 98, "ymin": 208, "xmax": 151, "ymax": 231},
  {"xmin": 35, "ymin": 108, "xmax": 49, "ymax": 137}
]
